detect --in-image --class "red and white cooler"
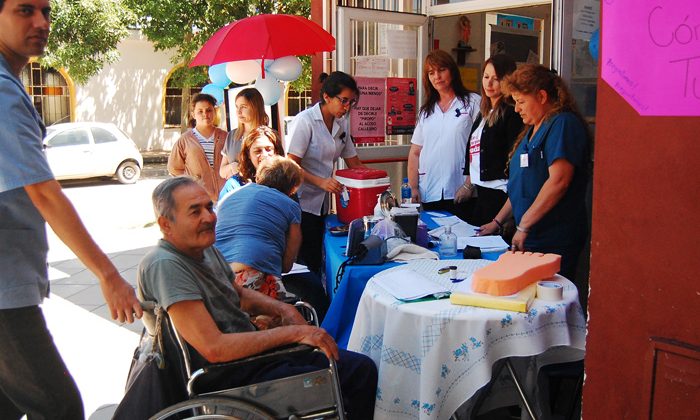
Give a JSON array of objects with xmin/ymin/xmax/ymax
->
[{"xmin": 334, "ymin": 168, "xmax": 390, "ymax": 223}]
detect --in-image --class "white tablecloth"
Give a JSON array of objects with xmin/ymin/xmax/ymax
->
[{"xmin": 347, "ymin": 259, "xmax": 586, "ymax": 420}]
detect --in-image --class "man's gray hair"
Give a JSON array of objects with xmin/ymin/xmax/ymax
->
[{"xmin": 152, "ymin": 176, "xmax": 199, "ymax": 220}]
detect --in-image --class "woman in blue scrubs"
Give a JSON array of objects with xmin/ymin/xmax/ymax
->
[{"xmin": 479, "ymin": 64, "xmax": 590, "ymax": 281}]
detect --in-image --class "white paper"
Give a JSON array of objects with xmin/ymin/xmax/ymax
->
[
  {"xmin": 428, "ymin": 221, "xmax": 480, "ymax": 239},
  {"xmin": 385, "ymin": 29, "xmax": 417, "ymax": 59},
  {"xmin": 355, "ymin": 56, "xmax": 390, "ymax": 77},
  {"xmin": 432, "ymin": 215, "xmax": 462, "ymax": 226},
  {"xmin": 283, "ymin": 263, "xmax": 310, "ymax": 276},
  {"xmin": 458, "ymin": 235, "xmax": 509, "ymax": 251},
  {"xmin": 425, "ymin": 211, "xmax": 446, "ymax": 218},
  {"xmin": 572, "ymin": 0, "xmax": 600, "ymax": 41},
  {"xmin": 374, "ymin": 268, "xmax": 449, "ymax": 301}
]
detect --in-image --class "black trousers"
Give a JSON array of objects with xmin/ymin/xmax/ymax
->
[
  {"xmin": 0, "ymin": 305, "xmax": 83, "ymax": 420},
  {"xmin": 299, "ymin": 211, "xmax": 326, "ymax": 274},
  {"xmin": 469, "ymin": 185, "xmax": 509, "ymax": 227},
  {"xmin": 282, "ymin": 271, "xmax": 330, "ymax": 323}
]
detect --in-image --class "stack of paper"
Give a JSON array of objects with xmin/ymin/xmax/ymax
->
[
  {"xmin": 458, "ymin": 235, "xmax": 509, "ymax": 252},
  {"xmin": 449, "ymin": 275, "xmax": 536, "ymax": 312},
  {"xmin": 428, "ymin": 216, "xmax": 480, "ymax": 239},
  {"xmin": 374, "ymin": 267, "xmax": 450, "ymax": 301}
]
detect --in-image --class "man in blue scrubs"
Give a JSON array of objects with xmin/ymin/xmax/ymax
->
[{"xmin": 0, "ymin": 1, "xmax": 142, "ymax": 417}]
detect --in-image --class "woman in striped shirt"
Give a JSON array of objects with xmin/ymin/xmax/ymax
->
[{"xmin": 167, "ymin": 93, "xmax": 227, "ymax": 203}]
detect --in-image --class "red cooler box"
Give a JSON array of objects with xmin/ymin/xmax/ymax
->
[{"xmin": 334, "ymin": 168, "xmax": 390, "ymax": 223}]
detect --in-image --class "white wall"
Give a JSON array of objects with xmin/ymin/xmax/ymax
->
[{"xmin": 74, "ymin": 30, "xmax": 182, "ymax": 152}]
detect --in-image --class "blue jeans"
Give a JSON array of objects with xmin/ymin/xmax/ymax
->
[{"xmin": 0, "ymin": 305, "xmax": 83, "ymax": 420}]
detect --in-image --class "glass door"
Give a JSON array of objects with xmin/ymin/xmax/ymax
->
[{"xmin": 336, "ymin": 6, "xmax": 428, "ymax": 191}]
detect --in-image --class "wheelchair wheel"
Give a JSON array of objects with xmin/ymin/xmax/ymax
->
[{"xmin": 150, "ymin": 396, "xmax": 276, "ymax": 420}]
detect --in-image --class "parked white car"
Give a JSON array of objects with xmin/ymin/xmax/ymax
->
[{"xmin": 43, "ymin": 122, "xmax": 144, "ymax": 184}]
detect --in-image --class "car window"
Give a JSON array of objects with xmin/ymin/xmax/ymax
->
[
  {"xmin": 47, "ymin": 129, "xmax": 90, "ymax": 147},
  {"xmin": 91, "ymin": 127, "xmax": 119, "ymax": 144}
]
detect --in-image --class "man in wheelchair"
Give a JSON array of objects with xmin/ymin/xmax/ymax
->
[{"xmin": 137, "ymin": 175, "xmax": 377, "ymax": 419}]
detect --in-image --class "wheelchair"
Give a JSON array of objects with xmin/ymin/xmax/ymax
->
[{"xmin": 140, "ymin": 301, "xmax": 346, "ymax": 420}]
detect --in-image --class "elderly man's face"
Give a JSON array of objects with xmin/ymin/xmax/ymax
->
[{"xmin": 160, "ymin": 183, "xmax": 217, "ymax": 259}]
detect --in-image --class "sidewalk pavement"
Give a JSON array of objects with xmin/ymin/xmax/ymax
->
[{"xmin": 45, "ymin": 244, "xmax": 157, "ymax": 417}]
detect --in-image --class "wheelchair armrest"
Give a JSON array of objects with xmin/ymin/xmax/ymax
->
[
  {"xmin": 188, "ymin": 343, "xmax": 319, "ymax": 396},
  {"xmin": 201, "ymin": 343, "xmax": 316, "ymax": 374}
]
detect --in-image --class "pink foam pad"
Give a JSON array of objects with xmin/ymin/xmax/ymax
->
[{"xmin": 471, "ymin": 252, "xmax": 561, "ymax": 296}]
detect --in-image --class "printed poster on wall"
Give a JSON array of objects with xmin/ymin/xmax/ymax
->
[
  {"xmin": 350, "ymin": 77, "xmax": 386, "ymax": 144},
  {"xmin": 386, "ymin": 77, "xmax": 417, "ymax": 135}
]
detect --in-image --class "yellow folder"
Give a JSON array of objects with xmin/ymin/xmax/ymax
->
[{"xmin": 449, "ymin": 282, "xmax": 537, "ymax": 313}]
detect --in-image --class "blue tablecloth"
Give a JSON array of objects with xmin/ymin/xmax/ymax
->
[{"xmin": 321, "ymin": 212, "xmax": 504, "ymax": 348}]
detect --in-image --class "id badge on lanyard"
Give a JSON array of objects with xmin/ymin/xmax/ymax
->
[{"xmin": 520, "ymin": 153, "xmax": 529, "ymax": 168}]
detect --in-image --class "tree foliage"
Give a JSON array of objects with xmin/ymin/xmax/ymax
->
[
  {"xmin": 123, "ymin": 0, "xmax": 312, "ymax": 90},
  {"xmin": 43, "ymin": 0, "xmax": 313, "ymax": 90},
  {"xmin": 44, "ymin": 0, "xmax": 136, "ymax": 84}
]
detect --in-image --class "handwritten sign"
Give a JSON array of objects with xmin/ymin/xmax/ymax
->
[
  {"xmin": 351, "ymin": 77, "xmax": 386, "ymax": 144},
  {"xmin": 355, "ymin": 57, "xmax": 390, "ymax": 78},
  {"xmin": 602, "ymin": 1, "xmax": 700, "ymax": 116}
]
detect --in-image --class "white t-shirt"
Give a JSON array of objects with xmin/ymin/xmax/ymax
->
[
  {"xmin": 286, "ymin": 103, "xmax": 358, "ymax": 215},
  {"xmin": 411, "ymin": 93, "xmax": 481, "ymax": 202},
  {"xmin": 468, "ymin": 113, "xmax": 508, "ymax": 192}
]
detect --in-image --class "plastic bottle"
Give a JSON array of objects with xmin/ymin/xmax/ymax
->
[
  {"xmin": 401, "ymin": 178, "xmax": 412, "ymax": 204},
  {"xmin": 439, "ymin": 225, "xmax": 458, "ymax": 259}
]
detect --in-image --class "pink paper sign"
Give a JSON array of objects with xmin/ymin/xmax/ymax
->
[
  {"xmin": 351, "ymin": 77, "xmax": 386, "ymax": 143},
  {"xmin": 602, "ymin": 1, "xmax": 700, "ymax": 116}
]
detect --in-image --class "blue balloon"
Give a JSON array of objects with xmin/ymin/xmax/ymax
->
[
  {"xmin": 201, "ymin": 84, "xmax": 224, "ymax": 105},
  {"xmin": 588, "ymin": 29, "xmax": 599, "ymax": 62},
  {"xmin": 208, "ymin": 63, "xmax": 231, "ymax": 88}
]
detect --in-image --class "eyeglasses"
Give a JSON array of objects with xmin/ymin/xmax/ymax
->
[{"xmin": 335, "ymin": 96, "xmax": 358, "ymax": 108}]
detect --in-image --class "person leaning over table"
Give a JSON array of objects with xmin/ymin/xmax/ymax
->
[
  {"xmin": 218, "ymin": 87, "xmax": 268, "ymax": 181},
  {"xmin": 478, "ymin": 64, "xmax": 591, "ymax": 282},
  {"xmin": 219, "ymin": 139, "xmax": 329, "ymax": 299},
  {"xmin": 407, "ymin": 49, "xmax": 481, "ymax": 221},
  {"xmin": 168, "ymin": 93, "xmax": 227, "ymax": 203},
  {"xmin": 455, "ymin": 54, "xmax": 523, "ymax": 229},
  {"xmin": 286, "ymin": 71, "xmax": 367, "ymax": 274}
]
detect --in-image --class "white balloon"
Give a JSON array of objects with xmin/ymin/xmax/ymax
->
[
  {"xmin": 225, "ymin": 60, "xmax": 260, "ymax": 84},
  {"xmin": 267, "ymin": 56, "xmax": 302, "ymax": 82},
  {"xmin": 255, "ymin": 75, "xmax": 283, "ymax": 106}
]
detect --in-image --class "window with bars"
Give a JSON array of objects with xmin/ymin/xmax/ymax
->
[
  {"xmin": 287, "ymin": 88, "xmax": 313, "ymax": 117},
  {"xmin": 337, "ymin": 0, "xmax": 422, "ymax": 13},
  {"xmin": 20, "ymin": 62, "xmax": 71, "ymax": 126},
  {"xmin": 164, "ymin": 85, "xmax": 203, "ymax": 128}
]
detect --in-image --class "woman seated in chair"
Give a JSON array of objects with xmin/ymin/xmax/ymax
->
[
  {"xmin": 215, "ymin": 154, "xmax": 329, "ymax": 320},
  {"xmin": 218, "ymin": 125, "xmax": 285, "ymax": 202}
]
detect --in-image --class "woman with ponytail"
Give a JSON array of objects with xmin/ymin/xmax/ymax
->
[{"xmin": 478, "ymin": 64, "xmax": 590, "ymax": 281}]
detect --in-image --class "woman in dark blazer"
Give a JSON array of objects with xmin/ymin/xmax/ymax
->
[{"xmin": 456, "ymin": 54, "xmax": 523, "ymax": 228}]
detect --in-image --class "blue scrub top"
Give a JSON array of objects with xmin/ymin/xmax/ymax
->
[{"xmin": 507, "ymin": 112, "xmax": 589, "ymax": 249}]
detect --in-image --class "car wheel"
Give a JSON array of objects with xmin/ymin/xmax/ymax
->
[{"xmin": 116, "ymin": 160, "xmax": 141, "ymax": 184}]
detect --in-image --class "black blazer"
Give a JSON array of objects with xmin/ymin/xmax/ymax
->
[{"xmin": 464, "ymin": 103, "xmax": 524, "ymax": 181}]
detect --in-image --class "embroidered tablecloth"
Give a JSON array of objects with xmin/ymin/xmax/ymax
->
[{"xmin": 347, "ymin": 259, "xmax": 586, "ymax": 420}]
